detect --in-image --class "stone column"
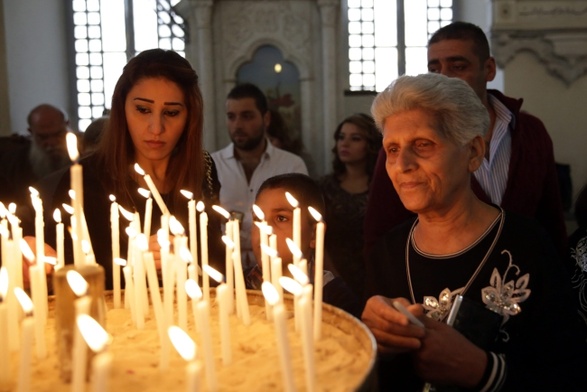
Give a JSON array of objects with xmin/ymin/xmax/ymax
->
[
  {"xmin": 176, "ymin": 0, "xmax": 217, "ymax": 150},
  {"xmin": 317, "ymin": 0, "xmax": 339, "ymax": 173}
]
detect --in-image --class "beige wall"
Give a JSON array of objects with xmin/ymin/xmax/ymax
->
[{"xmin": 504, "ymin": 52, "xmax": 587, "ymax": 203}]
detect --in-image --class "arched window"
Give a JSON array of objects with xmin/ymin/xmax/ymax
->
[
  {"xmin": 347, "ymin": 0, "xmax": 453, "ymax": 92},
  {"xmin": 69, "ymin": 0, "xmax": 186, "ymax": 130}
]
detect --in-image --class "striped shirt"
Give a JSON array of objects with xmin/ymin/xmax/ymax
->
[{"xmin": 473, "ymin": 95, "xmax": 514, "ymax": 205}]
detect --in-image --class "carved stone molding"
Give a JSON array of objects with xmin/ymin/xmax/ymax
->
[
  {"xmin": 219, "ymin": 1, "xmax": 314, "ymax": 79},
  {"xmin": 491, "ymin": 0, "xmax": 587, "ymax": 84}
]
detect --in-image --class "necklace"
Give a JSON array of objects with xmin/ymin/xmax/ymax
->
[{"xmin": 405, "ymin": 207, "xmax": 505, "ymax": 304}]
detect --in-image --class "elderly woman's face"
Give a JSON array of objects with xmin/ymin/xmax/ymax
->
[
  {"xmin": 382, "ymin": 109, "xmax": 475, "ymax": 215},
  {"xmin": 125, "ymin": 77, "xmax": 187, "ymax": 168}
]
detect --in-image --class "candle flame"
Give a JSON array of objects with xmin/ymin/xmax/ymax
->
[
  {"xmin": 285, "ymin": 192, "xmax": 299, "ymax": 208},
  {"xmin": 185, "ymin": 279, "xmax": 203, "ymax": 300},
  {"xmin": 19, "ymin": 239, "xmax": 35, "ymax": 262},
  {"xmin": 252, "ymin": 204, "xmax": 264, "ymax": 221},
  {"xmin": 43, "ymin": 256, "xmax": 57, "ymax": 266},
  {"xmin": 135, "ymin": 233, "xmax": 149, "ymax": 252},
  {"xmin": 180, "ymin": 189, "xmax": 194, "ymax": 200},
  {"xmin": 14, "ymin": 287, "xmax": 34, "ymax": 314},
  {"xmin": 133, "ymin": 163, "xmax": 145, "ymax": 176},
  {"xmin": 285, "ymin": 238, "xmax": 302, "ymax": 259},
  {"xmin": 212, "ymin": 205, "xmax": 230, "ymax": 220},
  {"xmin": 0, "ymin": 267, "xmax": 8, "ymax": 298},
  {"xmin": 137, "ymin": 188, "xmax": 151, "ymax": 199},
  {"xmin": 279, "ymin": 276, "xmax": 303, "ymax": 296},
  {"xmin": 77, "ymin": 314, "xmax": 110, "ymax": 352},
  {"xmin": 28, "ymin": 186, "xmax": 39, "ymax": 198},
  {"xmin": 203, "ymin": 265, "xmax": 223, "ymax": 283},
  {"xmin": 125, "ymin": 225, "xmax": 138, "ymax": 239},
  {"xmin": 196, "ymin": 201, "xmax": 205, "ymax": 212},
  {"xmin": 53, "ymin": 208, "xmax": 62, "ymax": 223},
  {"xmin": 81, "ymin": 239, "xmax": 91, "ymax": 255},
  {"xmin": 261, "ymin": 243, "xmax": 278, "ymax": 258},
  {"xmin": 8, "ymin": 203, "xmax": 16, "ymax": 215},
  {"xmin": 261, "ymin": 281, "xmax": 279, "ymax": 306},
  {"xmin": 118, "ymin": 205, "xmax": 134, "ymax": 222},
  {"xmin": 0, "ymin": 201, "xmax": 6, "ymax": 217},
  {"xmin": 308, "ymin": 206, "xmax": 322, "ymax": 222},
  {"xmin": 169, "ymin": 216, "xmax": 185, "ymax": 236},
  {"xmin": 109, "ymin": 194, "xmax": 116, "ymax": 202},
  {"xmin": 168, "ymin": 325, "xmax": 196, "ymax": 361},
  {"xmin": 179, "ymin": 246, "xmax": 193, "ymax": 263},
  {"xmin": 66, "ymin": 132, "xmax": 79, "ymax": 162},
  {"xmin": 62, "ymin": 203, "xmax": 74, "ymax": 215},
  {"xmin": 114, "ymin": 257, "xmax": 127, "ymax": 267},
  {"xmin": 67, "ymin": 270, "xmax": 89, "ymax": 296},
  {"xmin": 157, "ymin": 229, "xmax": 170, "ymax": 249},
  {"xmin": 221, "ymin": 235, "xmax": 235, "ymax": 250},
  {"xmin": 254, "ymin": 221, "xmax": 273, "ymax": 236},
  {"xmin": 68, "ymin": 189, "xmax": 77, "ymax": 201},
  {"xmin": 288, "ymin": 263, "xmax": 309, "ymax": 286}
]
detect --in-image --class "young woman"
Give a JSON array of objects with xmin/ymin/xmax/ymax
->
[
  {"xmin": 28, "ymin": 49, "xmax": 224, "ymax": 289},
  {"xmin": 319, "ymin": 113, "xmax": 381, "ymax": 299}
]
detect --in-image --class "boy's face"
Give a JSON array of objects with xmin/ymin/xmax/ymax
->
[{"xmin": 252, "ymin": 187, "xmax": 315, "ymax": 268}]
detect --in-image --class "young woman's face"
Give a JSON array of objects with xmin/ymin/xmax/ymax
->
[
  {"xmin": 336, "ymin": 122, "xmax": 368, "ymax": 165},
  {"xmin": 125, "ymin": 77, "xmax": 188, "ymax": 168}
]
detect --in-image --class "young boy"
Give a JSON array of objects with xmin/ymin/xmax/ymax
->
[{"xmin": 246, "ymin": 173, "xmax": 363, "ymax": 318}]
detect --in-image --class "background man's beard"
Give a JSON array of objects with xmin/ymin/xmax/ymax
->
[
  {"xmin": 28, "ymin": 141, "xmax": 70, "ymax": 178},
  {"xmin": 231, "ymin": 131, "xmax": 265, "ymax": 151}
]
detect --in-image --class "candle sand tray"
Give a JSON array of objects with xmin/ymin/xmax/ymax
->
[{"xmin": 9, "ymin": 290, "xmax": 376, "ymax": 391}]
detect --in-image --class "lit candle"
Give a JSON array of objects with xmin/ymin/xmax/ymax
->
[
  {"xmin": 68, "ymin": 270, "xmax": 91, "ymax": 392},
  {"xmin": 137, "ymin": 187, "xmax": 153, "ymax": 237},
  {"xmin": 76, "ymin": 314, "xmax": 111, "ymax": 392},
  {"xmin": 256, "ymin": 222, "xmax": 273, "ymax": 319},
  {"xmin": 308, "ymin": 206, "xmax": 325, "ymax": 339},
  {"xmin": 285, "ymin": 192, "xmax": 301, "ymax": 266},
  {"xmin": 158, "ymin": 229, "xmax": 174, "ymax": 329},
  {"xmin": 109, "ymin": 195, "xmax": 121, "ymax": 308},
  {"xmin": 20, "ymin": 239, "xmax": 47, "ymax": 359},
  {"xmin": 170, "ymin": 217, "xmax": 189, "ymax": 331},
  {"xmin": 262, "ymin": 282, "xmax": 295, "ymax": 392},
  {"xmin": 133, "ymin": 234, "xmax": 150, "ymax": 329},
  {"xmin": 29, "ymin": 187, "xmax": 45, "ymax": 263},
  {"xmin": 181, "ymin": 190, "xmax": 199, "ymax": 277},
  {"xmin": 122, "ymin": 262, "xmax": 136, "ymax": 323},
  {"xmin": 53, "ymin": 209, "xmax": 65, "ymax": 270},
  {"xmin": 231, "ymin": 217, "xmax": 250, "ymax": 325},
  {"xmin": 0, "ymin": 267, "xmax": 9, "ymax": 388},
  {"xmin": 198, "ymin": 202, "xmax": 210, "ymax": 302},
  {"xmin": 67, "ymin": 132, "xmax": 85, "ymax": 267},
  {"xmin": 134, "ymin": 163, "xmax": 170, "ymax": 216},
  {"xmin": 185, "ymin": 280, "xmax": 217, "ymax": 391},
  {"xmin": 144, "ymin": 251, "xmax": 164, "ymax": 339},
  {"xmin": 205, "ymin": 265, "xmax": 231, "ymax": 365},
  {"xmin": 168, "ymin": 325, "xmax": 202, "ymax": 392},
  {"xmin": 14, "ymin": 287, "xmax": 34, "ymax": 392}
]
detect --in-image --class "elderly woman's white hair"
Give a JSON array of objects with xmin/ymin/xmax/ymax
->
[{"xmin": 370, "ymin": 73, "xmax": 489, "ymax": 146}]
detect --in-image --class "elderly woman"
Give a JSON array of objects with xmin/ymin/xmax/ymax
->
[{"xmin": 362, "ymin": 73, "xmax": 586, "ymax": 391}]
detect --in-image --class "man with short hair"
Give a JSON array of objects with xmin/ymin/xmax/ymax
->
[
  {"xmin": 0, "ymin": 104, "xmax": 72, "ymax": 204},
  {"xmin": 211, "ymin": 83, "xmax": 308, "ymax": 269},
  {"xmin": 363, "ymin": 21, "xmax": 567, "ymax": 260}
]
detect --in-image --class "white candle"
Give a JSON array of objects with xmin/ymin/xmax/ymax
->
[
  {"xmin": 223, "ymin": 222, "xmax": 235, "ymax": 314},
  {"xmin": 122, "ymin": 264, "xmax": 136, "ymax": 323},
  {"xmin": 144, "ymin": 251, "xmax": 165, "ymax": 339},
  {"xmin": 181, "ymin": 191, "xmax": 199, "ymax": 277},
  {"xmin": 76, "ymin": 314, "xmax": 111, "ymax": 392},
  {"xmin": 257, "ymin": 223, "xmax": 273, "ymax": 320},
  {"xmin": 198, "ymin": 203, "xmax": 210, "ymax": 302},
  {"xmin": 92, "ymin": 351, "xmax": 112, "ymax": 392},
  {"xmin": 308, "ymin": 207, "xmax": 325, "ymax": 340},
  {"xmin": 53, "ymin": 209, "xmax": 65, "ymax": 270},
  {"xmin": 262, "ymin": 282, "xmax": 295, "ymax": 392},
  {"xmin": 285, "ymin": 192, "xmax": 301, "ymax": 266},
  {"xmin": 271, "ymin": 256, "xmax": 284, "ymax": 303},
  {"xmin": 67, "ymin": 132, "xmax": 85, "ymax": 267},
  {"xmin": 134, "ymin": 163, "xmax": 170, "ymax": 215},
  {"xmin": 231, "ymin": 218, "xmax": 250, "ymax": 325},
  {"xmin": 167, "ymin": 325, "xmax": 201, "ymax": 392},
  {"xmin": 133, "ymin": 234, "xmax": 147, "ymax": 329},
  {"xmin": 109, "ymin": 196, "xmax": 121, "ymax": 308},
  {"xmin": 216, "ymin": 284, "xmax": 231, "ymax": 365},
  {"xmin": 170, "ymin": 217, "xmax": 189, "ymax": 331},
  {"xmin": 300, "ymin": 285, "xmax": 315, "ymax": 391},
  {"xmin": 68, "ymin": 271, "xmax": 91, "ymax": 392},
  {"xmin": 29, "ymin": 187, "xmax": 45, "ymax": 263},
  {"xmin": 138, "ymin": 188, "xmax": 153, "ymax": 236},
  {"xmin": 0, "ymin": 267, "xmax": 9, "ymax": 388}
]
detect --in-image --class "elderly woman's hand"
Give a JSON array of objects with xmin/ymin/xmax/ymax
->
[
  {"xmin": 411, "ymin": 317, "xmax": 487, "ymax": 388},
  {"xmin": 361, "ymin": 295, "xmax": 426, "ymax": 357}
]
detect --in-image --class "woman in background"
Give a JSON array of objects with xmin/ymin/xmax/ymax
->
[{"xmin": 319, "ymin": 113, "xmax": 381, "ymax": 299}]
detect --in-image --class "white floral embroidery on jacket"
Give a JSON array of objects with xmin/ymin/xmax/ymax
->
[{"xmin": 482, "ymin": 250, "xmax": 531, "ymax": 324}]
